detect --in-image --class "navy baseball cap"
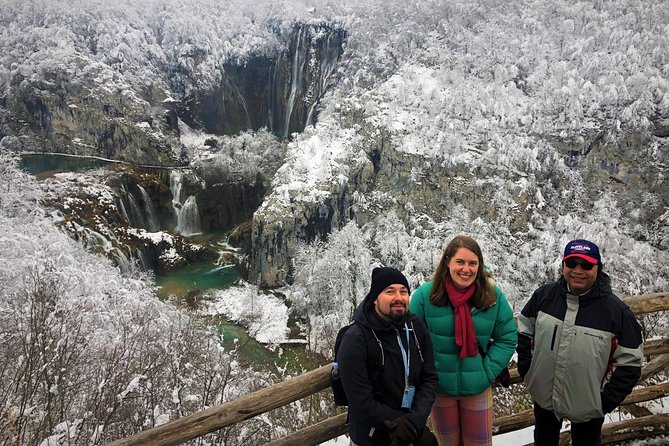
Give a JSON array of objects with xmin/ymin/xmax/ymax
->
[{"xmin": 563, "ymin": 239, "xmax": 601, "ymax": 264}]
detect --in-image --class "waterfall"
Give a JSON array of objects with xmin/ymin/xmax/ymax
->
[
  {"xmin": 121, "ymin": 184, "xmax": 146, "ymax": 229},
  {"xmin": 111, "ymin": 248, "xmax": 132, "ymax": 274},
  {"xmin": 71, "ymin": 222, "xmax": 132, "ymax": 272},
  {"xmin": 127, "ymin": 193, "xmax": 145, "ymax": 228},
  {"xmin": 305, "ymin": 30, "xmax": 340, "ymax": 127},
  {"xmin": 118, "ymin": 183, "xmax": 161, "ymax": 231},
  {"xmin": 129, "ymin": 246, "xmax": 149, "ymax": 271},
  {"xmin": 170, "ymin": 170, "xmax": 201, "ymax": 236},
  {"xmin": 137, "ymin": 185, "xmax": 159, "ymax": 232},
  {"xmin": 263, "ymin": 24, "xmax": 345, "ymax": 137},
  {"xmin": 177, "ymin": 195, "xmax": 202, "ymax": 236},
  {"xmin": 304, "ymin": 99, "xmax": 317, "ymax": 131},
  {"xmin": 170, "ymin": 170, "xmax": 184, "ymax": 206},
  {"xmin": 116, "ymin": 196, "xmax": 130, "ymax": 223},
  {"xmin": 283, "ymin": 25, "xmax": 308, "ymax": 138}
]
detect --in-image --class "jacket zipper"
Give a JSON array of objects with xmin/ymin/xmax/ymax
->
[
  {"xmin": 457, "ymin": 350, "xmax": 461, "ymax": 394},
  {"xmin": 550, "ymin": 324, "xmax": 558, "ymax": 351}
]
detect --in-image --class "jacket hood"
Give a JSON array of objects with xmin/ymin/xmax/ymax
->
[{"xmin": 352, "ymin": 290, "xmax": 415, "ymax": 332}]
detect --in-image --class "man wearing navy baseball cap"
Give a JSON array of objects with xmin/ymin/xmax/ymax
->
[{"xmin": 516, "ymin": 239, "xmax": 643, "ymax": 446}]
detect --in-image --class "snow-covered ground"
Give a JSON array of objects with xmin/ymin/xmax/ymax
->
[
  {"xmin": 323, "ymin": 428, "xmax": 668, "ymax": 446},
  {"xmin": 201, "ymin": 281, "xmax": 291, "ymax": 345}
]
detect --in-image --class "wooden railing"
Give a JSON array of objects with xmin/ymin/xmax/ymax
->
[{"xmin": 107, "ymin": 292, "xmax": 669, "ymax": 446}]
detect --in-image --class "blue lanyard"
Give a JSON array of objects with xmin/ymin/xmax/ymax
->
[{"xmin": 396, "ymin": 323, "xmax": 410, "ymax": 387}]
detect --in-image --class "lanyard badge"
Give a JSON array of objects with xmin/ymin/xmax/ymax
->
[
  {"xmin": 397, "ymin": 323, "xmax": 415, "ymax": 409},
  {"xmin": 401, "ymin": 384, "xmax": 416, "ymax": 408}
]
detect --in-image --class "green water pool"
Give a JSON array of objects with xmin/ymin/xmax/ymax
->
[
  {"xmin": 20, "ymin": 153, "xmax": 117, "ymax": 177},
  {"xmin": 154, "ymin": 262, "xmax": 239, "ymax": 299}
]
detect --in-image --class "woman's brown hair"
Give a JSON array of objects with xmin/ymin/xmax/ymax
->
[{"xmin": 429, "ymin": 235, "xmax": 497, "ymax": 309}]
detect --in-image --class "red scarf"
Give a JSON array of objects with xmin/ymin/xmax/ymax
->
[{"xmin": 445, "ymin": 280, "xmax": 478, "ymax": 358}]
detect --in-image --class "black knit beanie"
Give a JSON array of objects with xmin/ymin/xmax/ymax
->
[{"xmin": 367, "ymin": 267, "xmax": 411, "ymax": 302}]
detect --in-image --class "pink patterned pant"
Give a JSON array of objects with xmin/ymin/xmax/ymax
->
[{"xmin": 430, "ymin": 387, "xmax": 493, "ymax": 446}]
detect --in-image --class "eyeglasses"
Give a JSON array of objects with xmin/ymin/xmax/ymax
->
[{"xmin": 564, "ymin": 258, "xmax": 596, "ymax": 270}]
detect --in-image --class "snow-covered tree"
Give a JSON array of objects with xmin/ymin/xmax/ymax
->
[{"xmin": 292, "ymin": 221, "xmax": 373, "ymax": 355}]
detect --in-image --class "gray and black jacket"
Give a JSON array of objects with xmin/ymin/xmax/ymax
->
[{"xmin": 517, "ymin": 273, "xmax": 643, "ymax": 422}]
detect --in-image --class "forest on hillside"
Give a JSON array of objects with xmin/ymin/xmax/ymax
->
[{"xmin": 1, "ymin": 0, "xmax": 668, "ymax": 444}]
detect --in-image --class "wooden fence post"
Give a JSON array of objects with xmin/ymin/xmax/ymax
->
[{"xmin": 106, "ymin": 365, "xmax": 332, "ymax": 446}]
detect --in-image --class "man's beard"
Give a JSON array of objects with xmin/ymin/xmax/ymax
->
[{"xmin": 380, "ymin": 301, "xmax": 408, "ymax": 321}]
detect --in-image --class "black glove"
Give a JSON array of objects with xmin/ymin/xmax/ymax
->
[
  {"xmin": 494, "ymin": 366, "xmax": 511, "ymax": 388},
  {"xmin": 413, "ymin": 427, "xmax": 439, "ymax": 446},
  {"xmin": 384, "ymin": 416, "xmax": 418, "ymax": 446}
]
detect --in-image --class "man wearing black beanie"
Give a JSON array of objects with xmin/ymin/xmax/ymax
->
[{"xmin": 337, "ymin": 267, "xmax": 438, "ymax": 446}]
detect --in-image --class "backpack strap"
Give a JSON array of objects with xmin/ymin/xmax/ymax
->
[{"xmin": 354, "ymin": 322, "xmax": 385, "ymax": 396}]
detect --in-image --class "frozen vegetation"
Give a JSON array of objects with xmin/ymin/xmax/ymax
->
[{"xmin": 1, "ymin": 0, "xmax": 668, "ymax": 444}]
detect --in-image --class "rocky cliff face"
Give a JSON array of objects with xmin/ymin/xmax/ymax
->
[
  {"xmin": 181, "ymin": 23, "xmax": 346, "ymax": 139},
  {"xmin": 1, "ymin": 23, "xmax": 345, "ymax": 164},
  {"xmin": 1, "ymin": 69, "xmax": 182, "ymax": 165},
  {"xmin": 2, "ymin": 21, "xmax": 347, "ymax": 280},
  {"xmin": 251, "ymin": 185, "xmax": 353, "ymax": 287},
  {"xmin": 249, "ymin": 122, "xmax": 669, "ymax": 287},
  {"xmin": 197, "ymin": 182, "xmax": 266, "ymax": 233}
]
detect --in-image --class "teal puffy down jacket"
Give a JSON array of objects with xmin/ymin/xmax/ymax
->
[{"xmin": 410, "ymin": 281, "xmax": 517, "ymax": 396}]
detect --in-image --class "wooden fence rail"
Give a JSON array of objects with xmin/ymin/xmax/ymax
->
[
  {"xmin": 106, "ymin": 292, "xmax": 669, "ymax": 446},
  {"xmin": 493, "ymin": 381, "xmax": 669, "ymax": 436},
  {"xmin": 106, "ymin": 365, "xmax": 332, "ymax": 446},
  {"xmin": 268, "ymin": 355, "xmax": 669, "ymax": 445}
]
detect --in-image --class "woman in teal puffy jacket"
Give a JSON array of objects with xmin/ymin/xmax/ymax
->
[{"xmin": 410, "ymin": 235, "xmax": 517, "ymax": 446}]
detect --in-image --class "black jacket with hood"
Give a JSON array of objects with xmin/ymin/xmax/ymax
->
[{"xmin": 338, "ymin": 290, "xmax": 438, "ymax": 445}]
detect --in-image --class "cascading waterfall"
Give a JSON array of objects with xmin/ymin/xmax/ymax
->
[
  {"xmin": 282, "ymin": 25, "xmax": 308, "ymax": 138},
  {"xmin": 129, "ymin": 246, "xmax": 149, "ymax": 271},
  {"xmin": 127, "ymin": 193, "xmax": 146, "ymax": 229},
  {"xmin": 137, "ymin": 185, "xmax": 160, "ymax": 232},
  {"xmin": 110, "ymin": 248, "xmax": 133, "ymax": 273},
  {"xmin": 178, "ymin": 196, "xmax": 202, "ymax": 236},
  {"xmin": 170, "ymin": 170, "xmax": 184, "ymax": 206},
  {"xmin": 179, "ymin": 22, "xmax": 344, "ymax": 138},
  {"xmin": 116, "ymin": 196, "xmax": 130, "ymax": 223},
  {"xmin": 121, "ymin": 184, "xmax": 146, "ymax": 229},
  {"xmin": 71, "ymin": 221, "xmax": 132, "ymax": 273},
  {"xmin": 170, "ymin": 170, "xmax": 201, "ymax": 236},
  {"xmin": 305, "ymin": 31, "xmax": 341, "ymax": 127}
]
